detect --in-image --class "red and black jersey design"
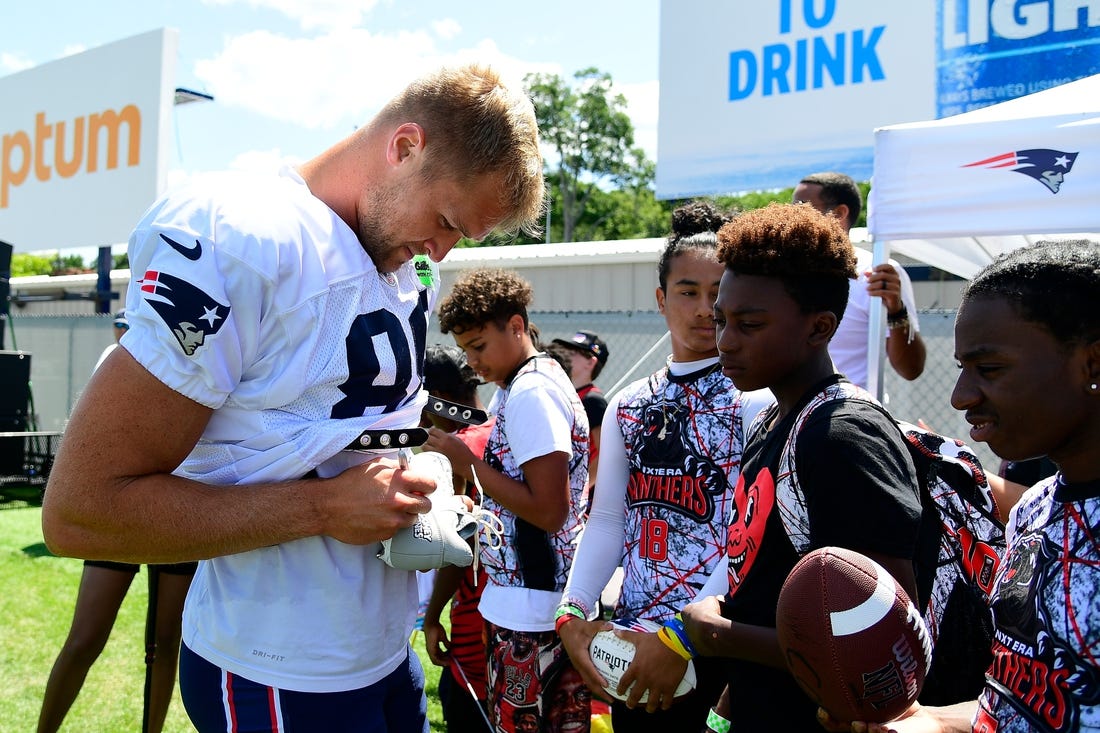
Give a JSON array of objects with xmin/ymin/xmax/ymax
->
[
  {"xmin": 902, "ymin": 423, "xmax": 1005, "ymax": 706},
  {"xmin": 720, "ymin": 375, "xmax": 923, "ymax": 730},
  {"xmin": 480, "ymin": 355, "xmax": 588, "ymax": 593},
  {"xmin": 755, "ymin": 384, "xmax": 1006, "ymax": 706},
  {"xmin": 977, "ymin": 476, "xmax": 1100, "ymax": 732},
  {"xmin": 616, "ymin": 363, "xmax": 748, "ymax": 621}
]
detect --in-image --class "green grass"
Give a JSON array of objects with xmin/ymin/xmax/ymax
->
[{"xmin": 1, "ymin": 502, "xmax": 445, "ymax": 732}]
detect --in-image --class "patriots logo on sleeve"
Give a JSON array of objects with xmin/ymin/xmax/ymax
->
[
  {"xmin": 139, "ymin": 270, "xmax": 230, "ymax": 356},
  {"xmin": 962, "ymin": 149, "xmax": 1078, "ymax": 194}
]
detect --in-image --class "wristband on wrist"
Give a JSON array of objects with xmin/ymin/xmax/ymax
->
[
  {"xmin": 887, "ymin": 306, "xmax": 909, "ymax": 329},
  {"xmin": 706, "ymin": 707, "xmax": 732, "ymax": 733},
  {"xmin": 656, "ymin": 625, "xmax": 693, "ymax": 660},
  {"xmin": 555, "ymin": 613, "xmax": 579, "ymax": 633},
  {"xmin": 554, "ymin": 602, "xmax": 586, "ymax": 633},
  {"xmin": 666, "ymin": 614, "xmax": 698, "ymax": 656}
]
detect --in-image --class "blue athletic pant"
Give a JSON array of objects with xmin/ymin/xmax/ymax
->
[{"xmin": 179, "ymin": 643, "xmax": 428, "ymax": 733}]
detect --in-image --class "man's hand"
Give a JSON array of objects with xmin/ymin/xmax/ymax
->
[
  {"xmin": 319, "ymin": 456, "xmax": 436, "ymax": 545},
  {"xmin": 864, "ymin": 263, "xmax": 905, "ymax": 315},
  {"xmin": 865, "ymin": 262, "xmax": 927, "ymax": 380}
]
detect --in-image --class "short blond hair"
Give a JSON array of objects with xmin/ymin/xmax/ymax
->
[{"xmin": 378, "ymin": 64, "xmax": 545, "ymax": 237}]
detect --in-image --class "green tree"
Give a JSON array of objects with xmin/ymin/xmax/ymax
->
[
  {"xmin": 57, "ymin": 253, "xmax": 87, "ymax": 272},
  {"xmin": 524, "ymin": 68, "xmax": 656, "ymax": 243},
  {"xmin": 11, "ymin": 253, "xmax": 54, "ymax": 277}
]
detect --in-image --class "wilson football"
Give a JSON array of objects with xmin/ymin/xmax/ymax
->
[
  {"xmin": 776, "ymin": 546, "xmax": 932, "ymax": 723},
  {"xmin": 587, "ymin": 618, "xmax": 697, "ymax": 703}
]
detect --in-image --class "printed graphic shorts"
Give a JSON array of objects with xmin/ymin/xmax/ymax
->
[{"xmin": 485, "ymin": 622, "xmax": 591, "ymax": 733}]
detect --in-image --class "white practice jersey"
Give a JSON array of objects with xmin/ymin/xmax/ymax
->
[{"xmin": 121, "ymin": 166, "xmax": 435, "ymax": 692}]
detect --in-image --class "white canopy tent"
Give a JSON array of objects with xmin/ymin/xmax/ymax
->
[{"xmin": 861, "ymin": 73, "xmax": 1100, "ymax": 397}]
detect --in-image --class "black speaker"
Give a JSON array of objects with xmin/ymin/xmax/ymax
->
[
  {"xmin": 0, "ymin": 239, "xmax": 10, "ymax": 351},
  {"xmin": 0, "ymin": 351, "xmax": 29, "ymax": 476},
  {"xmin": 0, "ymin": 351, "xmax": 30, "ymax": 427}
]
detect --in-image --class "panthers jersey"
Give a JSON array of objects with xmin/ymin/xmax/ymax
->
[
  {"xmin": 976, "ymin": 475, "xmax": 1100, "ymax": 733},
  {"xmin": 614, "ymin": 362, "xmax": 752, "ymax": 622},
  {"xmin": 122, "ymin": 166, "xmax": 435, "ymax": 692}
]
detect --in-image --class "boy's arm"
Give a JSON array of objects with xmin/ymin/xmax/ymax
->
[
  {"xmin": 679, "ymin": 593, "xmax": 786, "ymax": 669},
  {"xmin": 451, "ymin": 375, "xmax": 582, "ymax": 533},
  {"xmin": 422, "ymin": 564, "xmax": 465, "ymax": 667},
  {"xmin": 464, "ymin": 452, "xmax": 571, "ymax": 532}
]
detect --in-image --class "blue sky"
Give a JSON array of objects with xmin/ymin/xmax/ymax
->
[{"xmin": 2, "ymin": 0, "xmax": 661, "ymax": 256}]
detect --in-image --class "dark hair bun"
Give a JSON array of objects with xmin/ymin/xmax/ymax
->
[{"xmin": 671, "ymin": 200, "xmax": 733, "ymax": 238}]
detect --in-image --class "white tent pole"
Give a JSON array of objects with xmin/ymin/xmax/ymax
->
[{"xmin": 867, "ymin": 238, "xmax": 890, "ymax": 402}]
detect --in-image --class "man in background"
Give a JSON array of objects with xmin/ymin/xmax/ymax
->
[{"xmin": 793, "ymin": 172, "xmax": 926, "ymax": 388}]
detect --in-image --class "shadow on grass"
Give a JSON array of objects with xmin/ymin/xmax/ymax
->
[{"xmin": 22, "ymin": 541, "xmax": 56, "ymax": 559}]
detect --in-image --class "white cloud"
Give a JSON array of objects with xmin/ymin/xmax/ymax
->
[
  {"xmin": 202, "ymin": 0, "xmax": 383, "ymax": 31},
  {"xmin": 0, "ymin": 45, "xmax": 86, "ymax": 77},
  {"xmin": 432, "ymin": 18, "xmax": 462, "ymax": 40},
  {"xmin": 0, "ymin": 52, "xmax": 35, "ymax": 74},
  {"xmin": 194, "ymin": 29, "xmax": 557, "ymax": 130}
]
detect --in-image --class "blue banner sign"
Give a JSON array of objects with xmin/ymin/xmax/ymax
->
[{"xmin": 937, "ymin": 1, "xmax": 1099, "ymax": 117}]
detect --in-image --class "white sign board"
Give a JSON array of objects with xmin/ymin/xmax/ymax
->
[
  {"xmin": 0, "ymin": 29, "xmax": 177, "ymax": 252},
  {"xmin": 657, "ymin": 1, "xmax": 936, "ymax": 198}
]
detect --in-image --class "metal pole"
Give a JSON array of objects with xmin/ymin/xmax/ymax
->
[{"xmin": 142, "ymin": 565, "xmax": 161, "ymax": 733}]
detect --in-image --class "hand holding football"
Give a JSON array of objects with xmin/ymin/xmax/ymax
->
[
  {"xmin": 587, "ymin": 618, "xmax": 697, "ymax": 704},
  {"xmin": 776, "ymin": 546, "xmax": 932, "ymax": 724}
]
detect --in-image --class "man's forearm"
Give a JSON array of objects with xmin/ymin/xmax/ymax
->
[{"xmin": 886, "ymin": 330, "xmax": 927, "ymax": 380}]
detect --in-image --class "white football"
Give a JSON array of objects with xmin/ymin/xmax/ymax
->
[{"xmin": 587, "ymin": 618, "xmax": 697, "ymax": 703}]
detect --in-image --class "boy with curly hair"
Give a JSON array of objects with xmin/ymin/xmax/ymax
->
[
  {"xmin": 424, "ymin": 267, "xmax": 592, "ymax": 733},
  {"xmin": 680, "ymin": 203, "xmax": 924, "ymax": 732}
]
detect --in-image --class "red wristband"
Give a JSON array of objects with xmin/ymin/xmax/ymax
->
[{"xmin": 555, "ymin": 613, "xmax": 579, "ymax": 634}]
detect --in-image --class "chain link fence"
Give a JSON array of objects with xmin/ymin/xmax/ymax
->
[
  {"xmin": 460, "ymin": 309, "xmax": 999, "ymax": 471},
  {"xmin": 8, "ymin": 308, "xmax": 999, "ymax": 473}
]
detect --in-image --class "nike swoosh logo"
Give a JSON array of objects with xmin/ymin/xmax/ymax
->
[{"xmin": 159, "ymin": 233, "xmax": 202, "ymax": 261}]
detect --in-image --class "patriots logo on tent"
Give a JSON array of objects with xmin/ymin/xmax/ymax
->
[
  {"xmin": 139, "ymin": 270, "xmax": 230, "ymax": 356},
  {"xmin": 962, "ymin": 149, "xmax": 1078, "ymax": 194}
]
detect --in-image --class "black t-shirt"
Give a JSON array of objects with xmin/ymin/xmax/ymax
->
[
  {"xmin": 723, "ymin": 377, "xmax": 922, "ymax": 731},
  {"xmin": 577, "ymin": 383, "xmax": 608, "ymax": 428}
]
